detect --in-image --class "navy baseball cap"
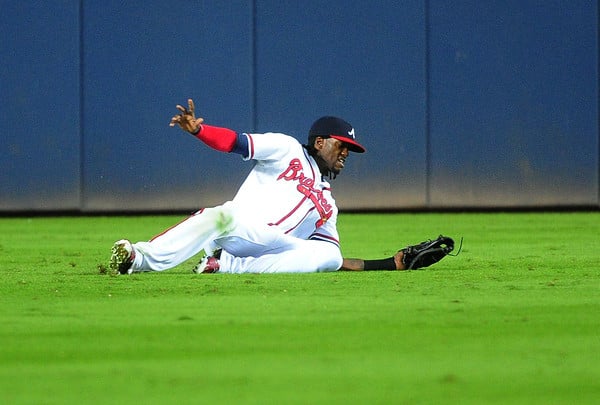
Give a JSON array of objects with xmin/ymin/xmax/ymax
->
[{"xmin": 309, "ymin": 116, "xmax": 366, "ymax": 153}]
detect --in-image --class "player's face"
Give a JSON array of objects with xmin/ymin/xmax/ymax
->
[{"xmin": 315, "ymin": 137, "xmax": 350, "ymax": 176}]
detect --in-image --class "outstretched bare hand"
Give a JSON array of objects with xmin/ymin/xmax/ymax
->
[{"xmin": 169, "ymin": 98, "xmax": 204, "ymax": 134}]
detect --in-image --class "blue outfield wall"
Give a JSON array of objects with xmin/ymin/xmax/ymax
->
[
  {"xmin": 1, "ymin": 1, "xmax": 598, "ymax": 212},
  {"xmin": 428, "ymin": 0, "xmax": 599, "ymax": 207},
  {"xmin": 1, "ymin": 2, "xmax": 81, "ymax": 210}
]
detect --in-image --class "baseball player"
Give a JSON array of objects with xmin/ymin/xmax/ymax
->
[{"xmin": 110, "ymin": 99, "xmax": 454, "ymax": 274}]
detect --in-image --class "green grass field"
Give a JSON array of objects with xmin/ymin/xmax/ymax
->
[{"xmin": 1, "ymin": 212, "xmax": 599, "ymax": 404}]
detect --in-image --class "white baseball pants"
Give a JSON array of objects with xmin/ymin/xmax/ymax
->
[{"xmin": 129, "ymin": 202, "xmax": 342, "ymax": 273}]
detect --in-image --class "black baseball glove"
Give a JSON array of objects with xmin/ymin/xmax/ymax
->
[{"xmin": 401, "ymin": 235, "xmax": 457, "ymax": 270}]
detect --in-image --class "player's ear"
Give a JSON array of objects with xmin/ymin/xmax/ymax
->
[{"xmin": 314, "ymin": 136, "xmax": 326, "ymax": 150}]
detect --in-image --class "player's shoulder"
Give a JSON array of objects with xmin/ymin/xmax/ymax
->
[
  {"xmin": 251, "ymin": 132, "xmax": 302, "ymax": 144},
  {"xmin": 245, "ymin": 132, "xmax": 305, "ymax": 161}
]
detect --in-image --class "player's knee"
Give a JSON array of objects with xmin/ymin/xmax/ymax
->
[
  {"xmin": 313, "ymin": 244, "xmax": 343, "ymax": 272},
  {"xmin": 317, "ymin": 256, "xmax": 343, "ymax": 272},
  {"xmin": 216, "ymin": 205, "xmax": 236, "ymax": 233}
]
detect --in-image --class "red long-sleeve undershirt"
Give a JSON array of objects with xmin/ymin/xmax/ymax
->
[{"xmin": 193, "ymin": 125, "xmax": 237, "ymax": 152}]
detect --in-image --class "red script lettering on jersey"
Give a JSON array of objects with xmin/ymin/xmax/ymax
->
[{"xmin": 277, "ymin": 158, "xmax": 332, "ymax": 227}]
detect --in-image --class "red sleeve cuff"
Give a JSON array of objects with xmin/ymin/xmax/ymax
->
[{"xmin": 194, "ymin": 125, "xmax": 237, "ymax": 152}]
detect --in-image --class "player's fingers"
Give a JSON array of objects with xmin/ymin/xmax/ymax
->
[
  {"xmin": 188, "ymin": 99, "xmax": 195, "ymax": 114},
  {"xmin": 176, "ymin": 105, "xmax": 186, "ymax": 114}
]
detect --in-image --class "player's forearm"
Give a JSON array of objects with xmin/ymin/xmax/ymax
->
[
  {"xmin": 340, "ymin": 253, "xmax": 404, "ymax": 271},
  {"xmin": 340, "ymin": 258, "xmax": 365, "ymax": 271},
  {"xmin": 192, "ymin": 125, "xmax": 238, "ymax": 152}
]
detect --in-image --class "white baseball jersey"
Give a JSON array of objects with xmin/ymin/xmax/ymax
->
[{"xmin": 232, "ymin": 132, "xmax": 339, "ymax": 246}]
